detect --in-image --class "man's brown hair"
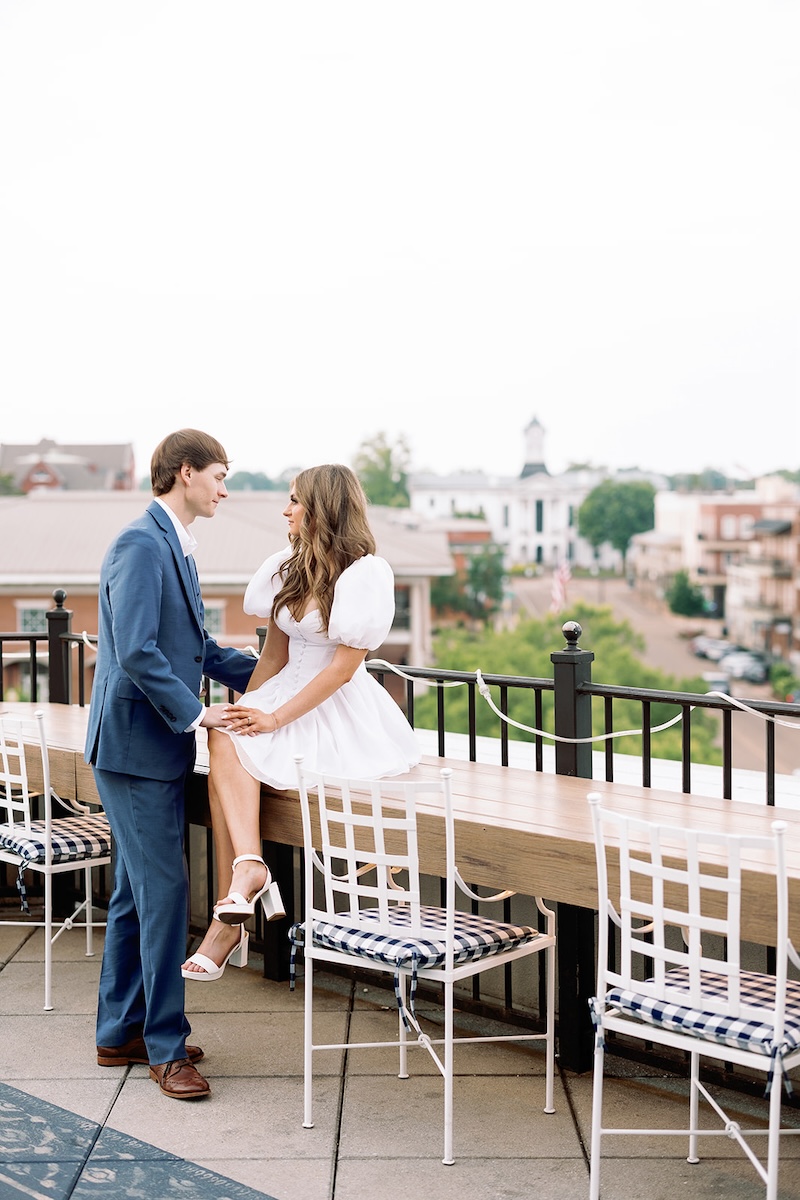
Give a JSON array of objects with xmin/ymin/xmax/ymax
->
[{"xmin": 150, "ymin": 429, "xmax": 230, "ymax": 496}]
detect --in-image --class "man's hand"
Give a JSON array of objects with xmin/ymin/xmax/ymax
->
[{"xmin": 198, "ymin": 703, "xmax": 234, "ymax": 728}]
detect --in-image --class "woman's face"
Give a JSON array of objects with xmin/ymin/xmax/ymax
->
[{"xmin": 282, "ymin": 481, "xmax": 307, "ymax": 538}]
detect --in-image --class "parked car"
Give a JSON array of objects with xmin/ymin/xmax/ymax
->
[
  {"xmin": 690, "ymin": 635, "xmax": 718, "ymax": 658},
  {"xmin": 717, "ymin": 650, "xmax": 768, "ymax": 684},
  {"xmin": 701, "ymin": 639, "xmax": 739, "ymax": 662}
]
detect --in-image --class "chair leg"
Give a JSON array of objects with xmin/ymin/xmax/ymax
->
[
  {"xmin": 397, "ymin": 973, "xmax": 409, "ymax": 1079},
  {"xmin": 687, "ymin": 1050, "xmax": 700, "ymax": 1164},
  {"xmin": 83, "ymin": 866, "xmax": 96, "ymax": 957},
  {"xmin": 43, "ymin": 873, "xmax": 53, "ymax": 1012},
  {"xmin": 544, "ymin": 939, "xmax": 556, "ymax": 1114},
  {"xmin": 442, "ymin": 981, "xmax": 454, "ymax": 1166},
  {"xmin": 766, "ymin": 1062, "xmax": 783, "ymax": 1200},
  {"xmin": 588, "ymin": 1026, "xmax": 605, "ymax": 1200},
  {"xmin": 302, "ymin": 952, "xmax": 314, "ymax": 1129}
]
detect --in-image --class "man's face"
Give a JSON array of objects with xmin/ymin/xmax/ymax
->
[{"xmin": 183, "ymin": 461, "xmax": 229, "ymax": 521}]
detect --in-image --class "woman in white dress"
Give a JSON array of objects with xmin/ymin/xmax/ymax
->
[{"xmin": 182, "ymin": 464, "xmax": 421, "ymax": 980}]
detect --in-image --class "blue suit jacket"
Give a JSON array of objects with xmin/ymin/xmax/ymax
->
[{"xmin": 85, "ymin": 500, "xmax": 255, "ymax": 781}]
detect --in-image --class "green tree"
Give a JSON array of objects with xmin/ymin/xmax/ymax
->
[
  {"xmin": 667, "ymin": 468, "xmax": 731, "ymax": 492},
  {"xmin": 431, "ymin": 544, "xmax": 506, "ymax": 624},
  {"xmin": 665, "ymin": 570, "xmax": 707, "ymax": 617},
  {"xmin": 353, "ymin": 432, "xmax": 410, "ymax": 507},
  {"xmin": 430, "ymin": 573, "xmax": 470, "ymax": 618},
  {"xmin": 412, "ymin": 602, "xmax": 721, "ymax": 765},
  {"xmin": 577, "ymin": 480, "xmax": 655, "ymax": 570},
  {"xmin": 226, "ymin": 471, "xmax": 282, "ymax": 491},
  {"xmin": 0, "ymin": 472, "xmax": 21, "ymax": 495},
  {"xmin": 465, "ymin": 544, "xmax": 506, "ymax": 620}
]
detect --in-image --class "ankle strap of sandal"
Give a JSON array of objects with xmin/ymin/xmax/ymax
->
[{"xmin": 231, "ymin": 854, "xmax": 267, "ymax": 868}]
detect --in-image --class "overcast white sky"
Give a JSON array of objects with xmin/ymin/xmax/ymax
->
[{"xmin": 1, "ymin": 1, "xmax": 798, "ymax": 484}]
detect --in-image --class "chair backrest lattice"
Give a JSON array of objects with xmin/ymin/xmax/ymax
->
[
  {"xmin": 0, "ymin": 714, "xmax": 48, "ymax": 834},
  {"xmin": 589, "ymin": 793, "xmax": 792, "ymax": 1038},
  {"xmin": 296, "ymin": 756, "xmax": 455, "ymax": 946}
]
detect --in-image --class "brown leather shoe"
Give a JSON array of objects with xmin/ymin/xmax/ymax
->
[
  {"xmin": 97, "ymin": 1035, "xmax": 204, "ymax": 1067},
  {"xmin": 149, "ymin": 1058, "xmax": 211, "ymax": 1100}
]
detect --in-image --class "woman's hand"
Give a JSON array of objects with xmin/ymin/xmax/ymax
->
[{"xmin": 221, "ymin": 705, "xmax": 278, "ymax": 736}]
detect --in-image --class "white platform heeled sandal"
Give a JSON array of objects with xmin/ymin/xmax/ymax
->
[
  {"xmin": 182, "ymin": 922, "xmax": 249, "ymax": 982},
  {"xmin": 213, "ymin": 854, "xmax": 286, "ymax": 925}
]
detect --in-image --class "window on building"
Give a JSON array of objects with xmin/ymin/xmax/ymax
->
[
  {"xmin": 568, "ymin": 505, "xmax": 574, "ymax": 527},
  {"xmin": 17, "ymin": 604, "xmax": 48, "ymax": 634},
  {"xmin": 721, "ymin": 515, "xmax": 737, "ymax": 539},
  {"xmin": 202, "ymin": 602, "xmax": 225, "ymax": 635},
  {"xmin": 502, "ymin": 504, "xmax": 509, "ymax": 529},
  {"xmin": 536, "ymin": 500, "xmax": 544, "ymax": 533},
  {"xmin": 393, "ymin": 587, "xmax": 410, "ymax": 631}
]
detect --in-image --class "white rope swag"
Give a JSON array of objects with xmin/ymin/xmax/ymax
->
[{"xmin": 366, "ymin": 660, "xmax": 800, "ymax": 746}]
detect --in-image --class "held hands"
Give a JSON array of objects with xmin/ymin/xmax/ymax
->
[
  {"xmin": 198, "ymin": 703, "xmax": 234, "ymax": 729},
  {"xmin": 220, "ymin": 705, "xmax": 280, "ymax": 736}
]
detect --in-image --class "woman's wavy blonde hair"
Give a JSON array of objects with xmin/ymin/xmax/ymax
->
[{"xmin": 272, "ymin": 464, "xmax": 376, "ymax": 632}]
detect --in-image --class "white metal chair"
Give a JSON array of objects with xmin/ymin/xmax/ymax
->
[
  {"xmin": 0, "ymin": 710, "xmax": 112, "ymax": 1010},
  {"xmin": 587, "ymin": 792, "xmax": 800, "ymax": 1200},
  {"xmin": 290, "ymin": 756, "xmax": 557, "ymax": 1165}
]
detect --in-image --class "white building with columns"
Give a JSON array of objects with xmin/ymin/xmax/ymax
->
[{"xmin": 409, "ymin": 417, "xmax": 666, "ymax": 572}]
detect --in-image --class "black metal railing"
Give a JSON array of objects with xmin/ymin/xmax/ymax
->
[
  {"xmin": 18, "ymin": 593, "xmax": 799, "ymax": 809},
  {"xmin": 0, "ymin": 633, "xmax": 45, "ymax": 702}
]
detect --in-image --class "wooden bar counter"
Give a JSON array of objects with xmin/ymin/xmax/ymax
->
[{"xmin": 4, "ymin": 701, "xmax": 800, "ymax": 948}]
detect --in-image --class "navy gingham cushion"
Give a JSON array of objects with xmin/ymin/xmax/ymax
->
[
  {"xmin": 0, "ymin": 815, "xmax": 113, "ymax": 913},
  {"xmin": 290, "ymin": 904, "xmax": 543, "ymax": 1027},
  {"xmin": 302, "ymin": 904, "xmax": 540, "ymax": 971},
  {"xmin": 0, "ymin": 815, "xmax": 113, "ymax": 866},
  {"xmin": 606, "ymin": 966, "xmax": 800, "ymax": 1057}
]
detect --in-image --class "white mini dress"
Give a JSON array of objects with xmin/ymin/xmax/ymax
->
[{"xmin": 227, "ymin": 549, "xmax": 422, "ymax": 788}]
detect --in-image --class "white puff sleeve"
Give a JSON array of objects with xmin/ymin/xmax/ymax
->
[
  {"xmin": 328, "ymin": 556, "xmax": 396, "ymax": 649},
  {"xmin": 243, "ymin": 547, "xmax": 292, "ymax": 618}
]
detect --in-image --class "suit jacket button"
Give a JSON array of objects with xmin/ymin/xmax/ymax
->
[{"xmin": 195, "ymin": 656, "xmax": 202, "ymax": 663}]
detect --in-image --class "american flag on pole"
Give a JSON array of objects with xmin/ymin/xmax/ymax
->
[{"xmin": 550, "ymin": 560, "xmax": 571, "ymax": 614}]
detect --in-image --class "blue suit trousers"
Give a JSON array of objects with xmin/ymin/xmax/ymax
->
[{"xmin": 94, "ymin": 767, "xmax": 193, "ymax": 1065}]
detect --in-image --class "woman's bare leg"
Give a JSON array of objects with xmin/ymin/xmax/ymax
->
[
  {"xmin": 181, "ymin": 735, "xmax": 258, "ymax": 974},
  {"xmin": 208, "ymin": 763, "xmax": 235, "ymax": 899},
  {"xmin": 206, "ymin": 728, "xmax": 268, "ymax": 903}
]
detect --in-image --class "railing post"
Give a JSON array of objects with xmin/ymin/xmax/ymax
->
[
  {"xmin": 552, "ymin": 620, "xmax": 594, "ymax": 777},
  {"xmin": 47, "ymin": 589, "xmax": 73, "ymax": 705},
  {"xmin": 551, "ymin": 620, "xmax": 595, "ymax": 1073}
]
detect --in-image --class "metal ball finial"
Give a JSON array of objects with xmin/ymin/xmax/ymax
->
[
  {"xmin": 52, "ymin": 588, "xmax": 68, "ymax": 607},
  {"xmin": 561, "ymin": 620, "xmax": 582, "ymax": 649}
]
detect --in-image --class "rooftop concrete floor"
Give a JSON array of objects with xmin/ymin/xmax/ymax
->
[{"xmin": 2, "ymin": 923, "xmax": 800, "ymax": 1199}]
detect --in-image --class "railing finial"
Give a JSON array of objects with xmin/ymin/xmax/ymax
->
[
  {"xmin": 561, "ymin": 620, "xmax": 582, "ymax": 650},
  {"xmin": 52, "ymin": 588, "xmax": 68, "ymax": 609}
]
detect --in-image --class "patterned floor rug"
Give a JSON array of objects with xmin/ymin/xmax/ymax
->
[{"xmin": 0, "ymin": 1082, "xmax": 277, "ymax": 1200}]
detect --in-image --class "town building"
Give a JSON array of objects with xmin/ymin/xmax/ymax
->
[
  {"xmin": 629, "ymin": 477, "xmax": 800, "ymax": 666},
  {"xmin": 0, "ymin": 439, "xmax": 136, "ymax": 492},
  {"xmin": 724, "ymin": 506, "xmax": 800, "ymax": 664},
  {"xmin": 408, "ymin": 416, "xmax": 667, "ymax": 572}
]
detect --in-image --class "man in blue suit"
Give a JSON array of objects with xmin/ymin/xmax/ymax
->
[{"xmin": 85, "ymin": 429, "xmax": 256, "ymax": 1099}]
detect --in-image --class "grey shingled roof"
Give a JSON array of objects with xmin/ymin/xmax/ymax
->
[{"xmin": 0, "ymin": 491, "xmax": 453, "ymax": 589}]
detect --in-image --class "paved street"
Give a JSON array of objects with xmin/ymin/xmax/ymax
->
[{"xmin": 510, "ymin": 573, "xmax": 798, "ymax": 779}]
